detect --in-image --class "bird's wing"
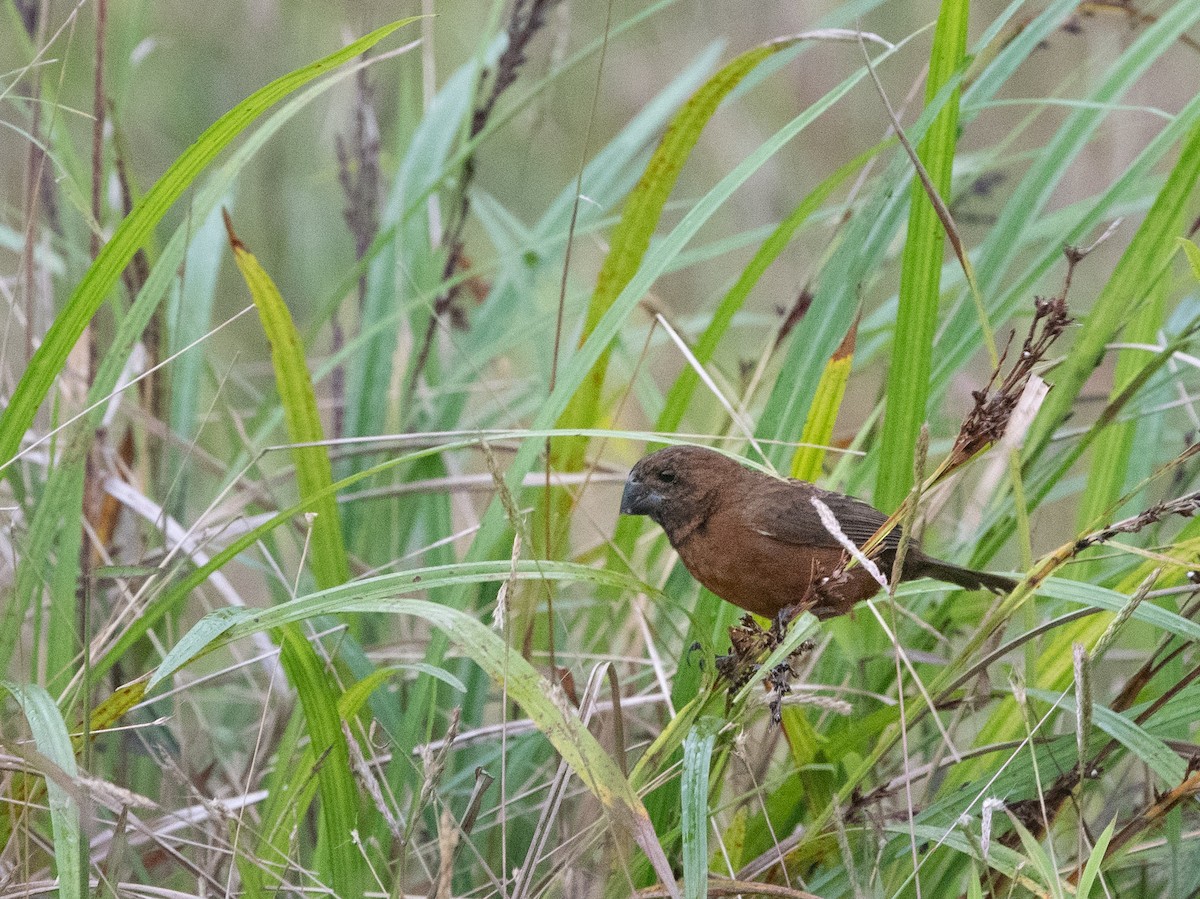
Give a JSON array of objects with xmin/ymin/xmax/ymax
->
[{"xmin": 743, "ymin": 479, "xmax": 903, "ymax": 552}]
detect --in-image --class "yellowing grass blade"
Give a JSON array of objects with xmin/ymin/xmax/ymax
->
[
  {"xmin": 223, "ymin": 211, "xmax": 349, "ymax": 590},
  {"xmin": 790, "ymin": 312, "xmax": 858, "ymax": 482}
]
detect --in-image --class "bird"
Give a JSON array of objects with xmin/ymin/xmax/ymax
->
[{"xmin": 619, "ymin": 444, "xmax": 1016, "ymax": 621}]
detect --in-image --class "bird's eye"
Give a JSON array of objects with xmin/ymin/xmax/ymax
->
[{"xmin": 659, "ymin": 469, "xmax": 676, "ymax": 483}]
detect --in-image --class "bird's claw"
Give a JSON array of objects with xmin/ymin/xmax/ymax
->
[{"xmin": 717, "ymin": 612, "xmax": 816, "ymax": 723}]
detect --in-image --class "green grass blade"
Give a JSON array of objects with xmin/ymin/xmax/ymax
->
[
  {"xmin": 1004, "ymin": 810, "xmax": 1065, "ymax": 899},
  {"xmin": 874, "ymin": 0, "xmax": 968, "ymax": 512},
  {"xmin": 204, "ymin": 218, "xmax": 363, "ymax": 895},
  {"xmin": 150, "ymin": 560, "xmax": 664, "ymax": 690},
  {"xmin": 1077, "ymin": 817, "xmax": 1117, "ymax": 899},
  {"xmin": 1, "ymin": 680, "xmax": 83, "ymax": 899},
  {"xmin": 276, "ymin": 627, "xmax": 364, "ymax": 899},
  {"xmin": 164, "ymin": 203, "xmax": 227, "ymax": 509},
  {"xmin": 237, "ymin": 706, "xmax": 306, "ymax": 897},
  {"xmin": 681, "ymin": 725, "xmax": 717, "ymax": 899},
  {"xmin": 1026, "ymin": 121, "xmax": 1200, "ymax": 462},
  {"xmin": 43, "ymin": 465, "xmax": 85, "ymax": 695}
]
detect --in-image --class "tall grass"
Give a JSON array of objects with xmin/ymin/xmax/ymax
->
[{"xmin": 4, "ymin": 2, "xmax": 1200, "ymax": 897}]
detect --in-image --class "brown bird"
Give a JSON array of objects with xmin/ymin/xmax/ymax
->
[{"xmin": 620, "ymin": 445, "xmax": 1016, "ymax": 620}]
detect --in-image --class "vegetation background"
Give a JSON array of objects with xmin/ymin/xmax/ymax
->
[{"xmin": 3, "ymin": 1, "xmax": 1200, "ymax": 897}]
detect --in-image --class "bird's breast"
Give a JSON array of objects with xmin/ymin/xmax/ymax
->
[{"xmin": 672, "ymin": 508, "xmax": 885, "ymax": 619}]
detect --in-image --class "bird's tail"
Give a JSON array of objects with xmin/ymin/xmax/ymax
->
[{"xmin": 915, "ymin": 558, "xmax": 1017, "ymax": 595}]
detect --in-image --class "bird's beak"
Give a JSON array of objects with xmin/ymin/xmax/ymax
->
[{"xmin": 620, "ymin": 476, "xmax": 662, "ymax": 517}]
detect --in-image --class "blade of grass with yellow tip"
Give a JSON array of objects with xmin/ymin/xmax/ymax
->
[
  {"xmin": 791, "ymin": 312, "xmax": 859, "ymax": 482},
  {"xmin": 223, "ymin": 211, "xmax": 348, "ymax": 590}
]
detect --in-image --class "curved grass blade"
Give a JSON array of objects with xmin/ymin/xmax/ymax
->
[
  {"xmin": 204, "ymin": 217, "xmax": 363, "ymax": 892},
  {"xmin": 222, "ymin": 213, "xmax": 348, "ymax": 589},
  {"xmin": 92, "ymin": 431, "xmax": 675, "ymax": 685},
  {"xmin": 151, "ymin": 595, "xmax": 680, "ymax": 896},
  {"xmin": 149, "ymin": 560, "xmax": 665, "ymax": 692},
  {"xmin": 218, "ymin": 216, "xmax": 377, "ymax": 893}
]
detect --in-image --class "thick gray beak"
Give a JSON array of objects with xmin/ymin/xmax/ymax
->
[{"xmin": 620, "ymin": 476, "xmax": 662, "ymax": 517}]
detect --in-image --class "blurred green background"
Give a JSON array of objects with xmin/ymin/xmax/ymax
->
[{"xmin": 5, "ymin": 1, "xmax": 1200, "ymax": 896}]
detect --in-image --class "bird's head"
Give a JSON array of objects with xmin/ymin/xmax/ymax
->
[{"xmin": 620, "ymin": 444, "xmax": 743, "ymax": 533}]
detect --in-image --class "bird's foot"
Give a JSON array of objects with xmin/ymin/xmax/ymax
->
[
  {"xmin": 718, "ymin": 614, "xmax": 816, "ymax": 722},
  {"xmin": 767, "ymin": 660, "xmax": 796, "ymax": 725}
]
